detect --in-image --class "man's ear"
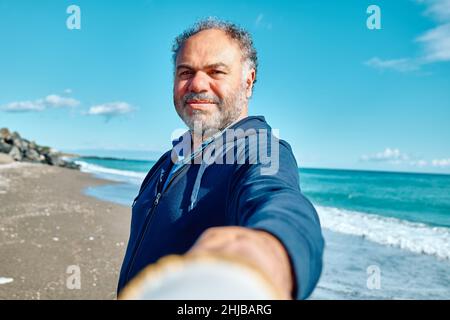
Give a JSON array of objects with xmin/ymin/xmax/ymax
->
[{"xmin": 245, "ymin": 68, "xmax": 256, "ymax": 99}]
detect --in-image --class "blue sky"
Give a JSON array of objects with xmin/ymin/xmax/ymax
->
[{"xmin": 1, "ymin": 0, "xmax": 449, "ymax": 173}]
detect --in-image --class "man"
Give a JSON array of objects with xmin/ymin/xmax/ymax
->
[{"xmin": 117, "ymin": 19, "xmax": 324, "ymax": 300}]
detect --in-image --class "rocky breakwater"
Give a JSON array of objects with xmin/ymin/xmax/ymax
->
[{"xmin": 0, "ymin": 127, "xmax": 79, "ymax": 169}]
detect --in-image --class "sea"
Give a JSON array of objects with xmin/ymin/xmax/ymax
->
[{"xmin": 72, "ymin": 156, "xmax": 450, "ymax": 299}]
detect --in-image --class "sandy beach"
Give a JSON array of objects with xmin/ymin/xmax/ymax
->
[{"xmin": 0, "ymin": 162, "xmax": 130, "ymax": 299}]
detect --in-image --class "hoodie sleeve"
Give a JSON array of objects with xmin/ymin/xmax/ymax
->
[{"xmin": 227, "ymin": 140, "xmax": 324, "ymax": 300}]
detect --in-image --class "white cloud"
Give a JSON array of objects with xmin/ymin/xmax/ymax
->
[
  {"xmin": 366, "ymin": 0, "xmax": 450, "ymax": 72},
  {"xmin": 1, "ymin": 100, "xmax": 45, "ymax": 112},
  {"xmin": 416, "ymin": 23, "xmax": 450, "ymax": 62},
  {"xmin": 419, "ymin": 0, "xmax": 450, "ymax": 21},
  {"xmin": 413, "ymin": 0, "xmax": 450, "ymax": 64},
  {"xmin": 1, "ymin": 94, "xmax": 80, "ymax": 113},
  {"xmin": 43, "ymin": 94, "xmax": 79, "ymax": 108},
  {"xmin": 360, "ymin": 148, "xmax": 450, "ymax": 169},
  {"xmin": 432, "ymin": 158, "xmax": 450, "ymax": 167},
  {"xmin": 64, "ymin": 88, "xmax": 73, "ymax": 94},
  {"xmin": 86, "ymin": 102, "xmax": 134, "ymax": 120},
  {"xmin": 365, "ymin": 57, "xmax": 421, "ymax": 72},
  {"xmin": 360, "ymin": 148, "xmax": 410, "ymax": 163}
]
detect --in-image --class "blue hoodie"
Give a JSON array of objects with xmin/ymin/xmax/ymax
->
[{"xmin": 117, "ymin": 116, "xmax": 324, "ymax": 299}]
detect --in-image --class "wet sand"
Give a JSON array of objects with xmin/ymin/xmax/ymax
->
[{"xmin": 0, "ymin": 162, "xmax": 130, "ymax": 299}]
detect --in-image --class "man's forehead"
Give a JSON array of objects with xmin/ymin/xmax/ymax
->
[{"xmin": 176, "ymin": 29, "xmax": 242, "ymax": 67}]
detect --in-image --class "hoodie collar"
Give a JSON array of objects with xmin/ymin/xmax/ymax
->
[{"xmin": 171, "ymin": 115, "xmax": 267, "ymax": 163}]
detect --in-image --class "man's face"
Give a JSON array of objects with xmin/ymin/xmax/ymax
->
[{"xmin": 173, "ymin": 29, "xmax": 253, "ymax": 137}]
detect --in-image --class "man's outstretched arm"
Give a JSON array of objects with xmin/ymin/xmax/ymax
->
[
  {"xmin": 188, "ymin": 226, "xmax": 294, "ymax": 299},
  {"xmin": 219, "ymin": 142, "xmax": 324, "ymax": 299}
]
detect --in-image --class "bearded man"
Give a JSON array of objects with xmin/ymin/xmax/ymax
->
[{"xmin": 117, "ymin": 19, "xmax": 324, "ymax": 300}]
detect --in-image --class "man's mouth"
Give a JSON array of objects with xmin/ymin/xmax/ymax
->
[
  {"xmin": 185, "ymin": 100, "xmax": 216, "ymax": 110},
  {"xmin": 186, "ymin": 100, "xmax": 216, "ymax": 105}
]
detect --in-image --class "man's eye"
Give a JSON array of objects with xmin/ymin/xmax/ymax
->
[
  {"xmin": 179, "ymin": 70, "xmax": 193, "ymax": 76},
  {"xmin": 211, "ymin": 70, "xmax": 226, "ymax": 75}
]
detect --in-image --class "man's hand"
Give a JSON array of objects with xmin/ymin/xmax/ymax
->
[{"xmin": 187, "ymin": 226, "xmax": 294, "ymax": 299}]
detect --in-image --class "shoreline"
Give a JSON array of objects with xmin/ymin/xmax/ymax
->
[{"xmin": 0, "ymin": 162, "xmax": 130, "ymax": 299}]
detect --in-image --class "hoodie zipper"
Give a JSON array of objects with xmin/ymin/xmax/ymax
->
[{"xmin": 124, "ymin": 163, "xmax": 189, "ymax": 283}]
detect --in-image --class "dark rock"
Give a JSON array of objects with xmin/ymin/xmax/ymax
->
[
  {"xmin": 13, "ymin": 137, "xmax": 27, "ymax": 151},
  {"xmin": 21, "ymin": 140, "xmax": 29, "ymax": 152},
  {"xmin": 60, "ymin": 161, "xmax": 81, "ymax": 170},
  {"xmin": 45, "ymin": 153, "xmax": 61, "ymax": 166},
  {"xmin": 37, "ymin": 146, "xmax": 51, "ymax": 155},
  {"xmin": 44, "ymin": 153, "xmax": 74, "ymax": 168},
  {"xmin": 9, "ymin": 146, "xmax": 22, "ymax": 161},
  {"xmin": 0, "ymin": 140, "xmax": 13, "ymax": 154},
  {"xmin": 11, "ymin": 132, "xmax": 22, "ymax": 148},
  {"xmin": 24, "ymin": 148, "xmax": 40, "ymax": 162}
]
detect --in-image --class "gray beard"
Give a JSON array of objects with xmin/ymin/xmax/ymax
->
[{"xmin": 175, "ymin": 85, "xmax": 247, "ymax": 139}]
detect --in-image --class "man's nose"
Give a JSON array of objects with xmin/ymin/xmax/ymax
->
[{"xmin": 188, "ymin": 71, "xmax": 210, "ymax": 93}]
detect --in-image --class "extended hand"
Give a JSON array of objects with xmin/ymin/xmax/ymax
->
[{"xmin": 187, "ymin": 226, "xmax": 294, "ymax": 299}]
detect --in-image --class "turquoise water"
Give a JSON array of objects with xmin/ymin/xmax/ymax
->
[
  {"xmin": 77, "ymin": 157, "xmax": 156, "ymax": 174},
  {"xmin": 73, "ymin": 156, "xmax": 450, "ymax": 299},
  {"xmin": 300, "ymin": 168, "xmax": 450, "ymax": 228}
]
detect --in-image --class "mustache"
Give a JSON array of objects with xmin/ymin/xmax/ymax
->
[{"xmin": 182, "ymin": 92, "xmax": 221, "ymax": 105}]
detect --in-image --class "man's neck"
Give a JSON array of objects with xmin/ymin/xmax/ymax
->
[{"xmin": 191, "ymin": 113, "xmax": 248, "ymax": 152}]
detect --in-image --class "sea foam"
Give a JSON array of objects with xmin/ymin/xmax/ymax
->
[
  {"xmin": 316, "ymin": 205, "xmax": 450, "ymax": 260},
  {"xmin": 75, "ymin": 160, "xmax": 146, "ymax": 185}
]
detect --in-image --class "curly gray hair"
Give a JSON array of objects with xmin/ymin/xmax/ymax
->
[{"xmin": 172, "ymin": 18, "xmax": 258, "ymax": 85}]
